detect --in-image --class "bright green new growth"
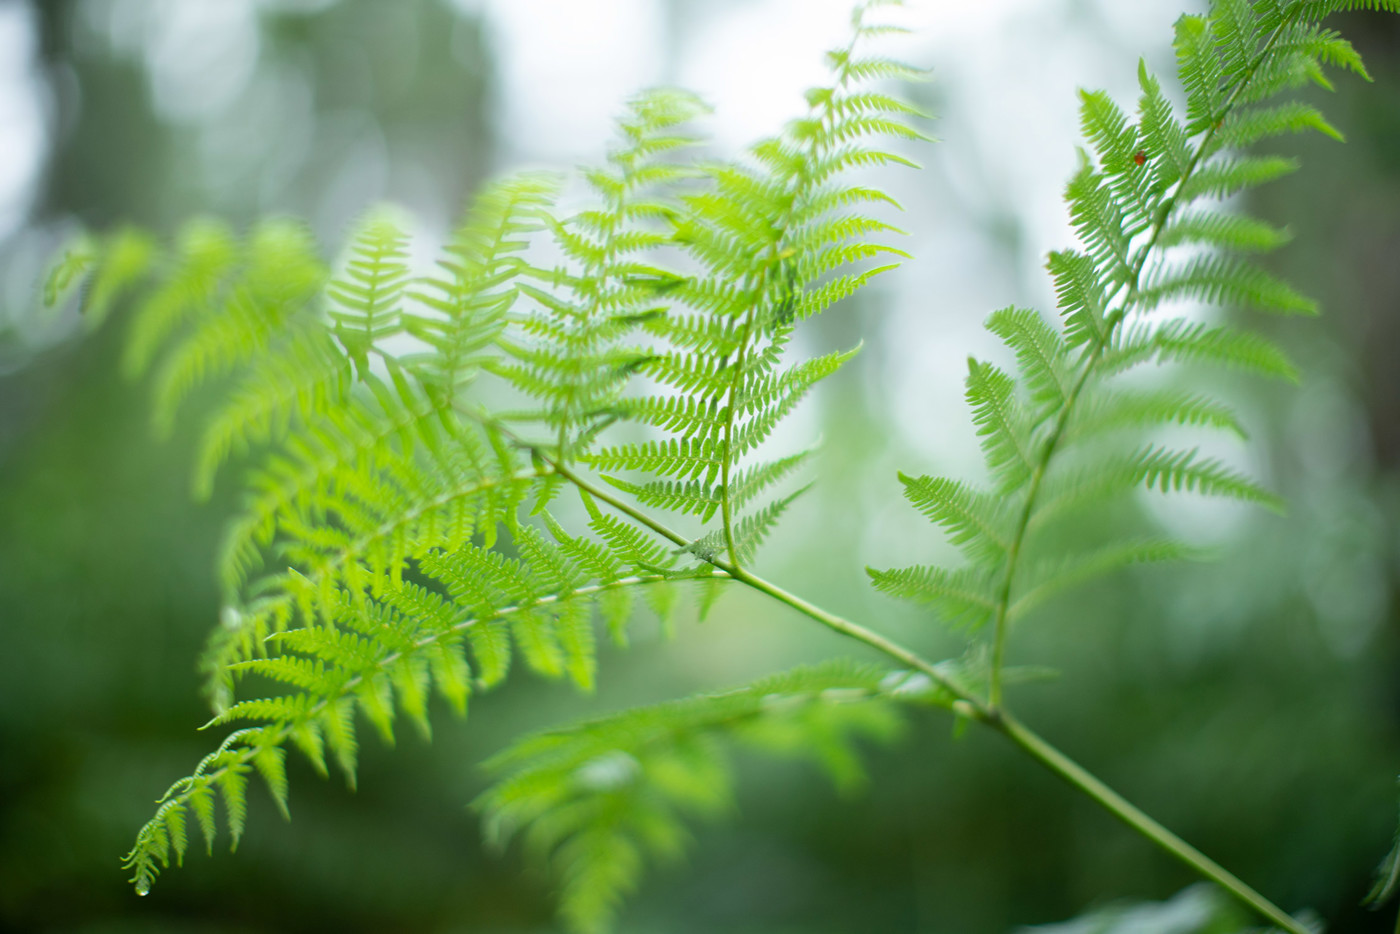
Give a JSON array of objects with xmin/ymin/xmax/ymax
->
[
  {"xmin": 41, "ymin": 0, "xmax": 1399, "ymax": 930},
  {"xmin": 870, "ymin": 0, "xmax": 1382, "ymax": 709},
  {"xmin": 83, "ymin": 0, "xmax": 927, "ymax": 916}
]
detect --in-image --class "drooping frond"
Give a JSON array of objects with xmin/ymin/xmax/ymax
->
[
  {"xmin": 68, "ymin": 2, "xmax": 931, "ymax": 909},
  {"xmin": 477, "ymin": 660, "xmax": 933, "ymax": 934},
  {"xmin": 872, "ymin": 1, "xmax": 1377, "ymax": 707},
  {"xmin": 592, "ymin": 0, "xmax": 927, "ymax": 572},
  {"xmin": 125, "ymin": 544, "xmax": 694, "ymax": 896}
]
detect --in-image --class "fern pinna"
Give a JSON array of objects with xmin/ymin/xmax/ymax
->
[
  {"xmin": 40, "ymin": 0, "xmax": 1397, "ymax": 931},
  {"xmin": 870, "ymin": 0, "xmax": 1377, "ymax": 710},
  {"xmin": 589, "ymin": 18, "xmax": 926, "ymax": 570}
]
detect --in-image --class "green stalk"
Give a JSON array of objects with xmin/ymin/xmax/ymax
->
[
  {"xmin": 519, "ymin": 22, "xmax": 1318, "ymax": 927},
  {"xmin": 547, "ymin": 455, "xmax": 1307, "ymax": 933},
  {"xmin": 548, "ymin": 459, "xmax": 981, "ymax": 708},
  {"xmin": 988, "ymin": 16, "xmax": 1294, "ymax": 712},
  {"xmin": 994, "ymin": 710, "xmax": 1308, "ymax": 934}
]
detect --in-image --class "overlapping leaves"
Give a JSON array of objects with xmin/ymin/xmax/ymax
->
[{"xmin": 872, "ymin": 0, "xmax": 1378, "ymax": 700}]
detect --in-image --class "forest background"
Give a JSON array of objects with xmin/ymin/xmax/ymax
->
[{"xmin": 1, "ymin": 1, "xmax": 1399, "ymax": 931}]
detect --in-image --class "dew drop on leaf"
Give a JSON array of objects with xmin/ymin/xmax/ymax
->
[{"xmin": 135, "ymin": 879, "xmax": 150, "ymax": 896}]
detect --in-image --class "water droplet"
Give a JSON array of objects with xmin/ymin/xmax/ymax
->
[
  {"xmin": 573, "ymin": 751, "xmax": 641, "ymax": 792},
  {"xmin": 135, "ymin": 879, "xmax": 151, "ymax": 896}
]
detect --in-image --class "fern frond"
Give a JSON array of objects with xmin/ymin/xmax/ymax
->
[
  {"xmin": 477, "ymin": 660, "xmax": 906, "ymax": 934},
  {"xmin": 1178, "ymin": 153, "xmax": 1299, "ymax": 201},
  {"xmin": 405, "ymin": 173, "xmax": 559, "ymax": 403},
  {"xmin": 191, "ymin": 321, "xmax": 352, "ymax": 499},
  {"xmin": 147, "ymin": 220, "xmax": 325, "ymax": 437},
  {"xmin": 42, "ymin": 234, "xmax": 97, "ymax": 309},
  {"xmin": 965, "ymin": 359, "xmax": 1034, "ymax": 493},
  {"xmin": 1009, "ymin": 539, "xmax": 1200, "ymax": 621},
  {"xmin": 1033, "ymin": 445, "xmax": 1285, "ymax": 530},
  {"xmin": 498, "ymin": 89, "xmax": 707, "ymax": 461},
  {"xmin": 897, "ymin": 473, "xmax": 1011, "ymax": 563},
  {"xmin": 80, "ymin": 228, "xmax": 158, "ymax": 328},
  {"xmin": 986, "ymin": 307, "xmax": 1070, "ymax": 412},
  {"xmin": 1139, "ymin": 253, "xmax": 1316, "ymax": 314},
  {"xmin": 121, "ymin": 218, "xmax": 240, "ymax": 379},
  {"xmin": 1158, "ymin": 210, "xmax": 1291, "ymax": 252},
  {"xmin": 866, "ymin": 564, "xmax": 999, "ymax": 631},
  {"xmin": 878, "ymin": 0, "xmax": 1372, "ymax": 708},
  {"xmin": 129, "ymin": 569, "xmax": 678, "ymax": 894},
  {"xmin": 1216, "ymin": 99, "xmax": 1344, "ymax": 146},
  {"xmin": 327, "ymin": 210, "xmax": 410, "ymax": 373},
  {"xmin": 1102, "ymin": 317, "xmax": 1299, "ymax": 382},
  {"xmin": 600, "ymin": 4, "xmax": 925, "ymax": 570},
  {"xmin": 1065, "ymin": 387, "xmax": 1247, "ymax": 442}
]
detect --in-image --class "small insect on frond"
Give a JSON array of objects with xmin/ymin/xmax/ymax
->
[
  {"xmin": 477, "ymin": 659, "xmax": 912, "ymax": 934},
  {"xmin": 594, "ymin": 0, "xmax": 928, "ymax": 572},
  {"xmin": 873, "ymin": 0, "xmax": 1376, "ymax": 690}
]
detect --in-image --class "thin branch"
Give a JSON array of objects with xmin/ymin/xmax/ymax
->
[
  {"xmin": 541, "ymin": 453, "xmax": 1307, "ymax": 934},
  {"xmin": 987, "ymin": 16, "xmax": 1294, "ymax": 710},
  {"xmin": 995, "ymin": 711, "xmax": 1309, "ymax": 934}
]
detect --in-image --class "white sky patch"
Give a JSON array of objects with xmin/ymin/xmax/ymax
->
[
  {"xmin": 676, "ymin": 0, "xmax": 852, "ymax": 149},
  {"xmin": 481, "ymin": 0, "xmax": 667, "ymax": 162},
  {"xmin": 144, "ymin": 0, "xmax": 261, "ymax": 124},
  {"xmin": 0, "ymin": 4, "xmax": 45, "ymax": 242}
]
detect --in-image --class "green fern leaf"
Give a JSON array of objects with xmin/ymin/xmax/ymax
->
[
  {"xmin": 328, "ymin": 210, "xmax": 410, "ymax": 373},
  {"xmin": 478, "ymin": 660, "xmax": 904, "ymax": 934}
]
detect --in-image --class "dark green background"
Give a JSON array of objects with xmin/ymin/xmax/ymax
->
[{"xmin": 2, "ymin": 2, "xmax": 1398, "ymax": 931}]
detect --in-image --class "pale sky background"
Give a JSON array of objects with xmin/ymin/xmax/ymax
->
[
  {"xmin": 0, "ymin": 0, "xmax": 1383, "ymax": 663},
  {"xmin": 0, "ymin": 0, "xmax": 1248, "ymax": 538}
]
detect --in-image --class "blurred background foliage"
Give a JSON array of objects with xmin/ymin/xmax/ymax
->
[{"xmin": 1, "ymin": 0, "xmax": 1398, "ymax": 931}]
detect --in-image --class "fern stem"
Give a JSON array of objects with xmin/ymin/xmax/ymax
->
[
  {"xmin": 987, "ymin": 16, "xmax": 1293, "ymax": 712},
  {"xmin": 730, "ymin": 566, "xmax": 987, "ymax": 710},
  {"xmin": 992, "ymin": 710, "xmax": 1310, "ymax": 934},
  {"xmin": 719, "ymin": 314, "xmax": 756, "ymax": 569},
  {"xmin": 988, "ymin": 353, "xmax": 1102, "ymax": 710},
  {"xmin": 547, "ymin": 456, "xmax": 987, "ymax": 710},
  {"xmin": 559, "ymin": 455, "xmax": 1306, "ymax": 930},
  {"xmin": 484, "ymin": 442, "xmax": 1308, "ymax": 930}
]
